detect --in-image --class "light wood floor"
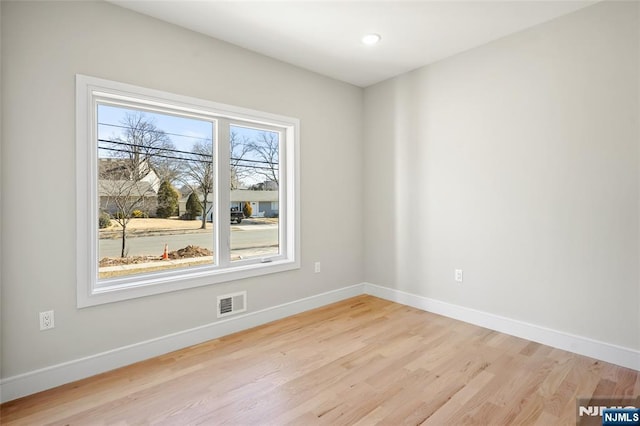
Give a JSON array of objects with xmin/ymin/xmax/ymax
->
[{"xmin": 1, "ymin": 295, "xmax": 638, "ymax": 425}]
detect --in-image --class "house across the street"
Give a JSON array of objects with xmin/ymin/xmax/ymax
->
[
  {"xmin": 230, "ymin": 190, "xmax": 279, "ymax": 218},
  {"xmin": 98, "ymin": 158, "xmax": 161, "ymax": 216},
  {"xmin": 177, "ymin": 189, "xmax": 279, "ymax": 220}
]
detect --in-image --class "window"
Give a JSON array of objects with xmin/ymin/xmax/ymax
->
[{"xmin": 76, "ymin": 75, "xmax": 299, "ymax": 307}]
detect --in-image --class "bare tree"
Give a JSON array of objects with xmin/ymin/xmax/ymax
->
[
  {"xmin": 180, "ymin": 140, "xmax": 214, "ymax": 230},
  {"xmin": 248, "ymin": 131, "xmax": 279, "ymax": 186},
  {"xmin": 230, "ymin": 131, "xmax": 252, "ymax": 189},
  {"xmin": 99, "ymin": 163, "xmax": 154, "ymax": 258},
  {"xmin": 110, "ymin": 112, "xmax": 177, "ymax": 182}
]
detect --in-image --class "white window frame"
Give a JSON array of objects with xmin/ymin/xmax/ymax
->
[{"xmin": 76, "ymin": 75, "xmax": 300, "ymax": 308}]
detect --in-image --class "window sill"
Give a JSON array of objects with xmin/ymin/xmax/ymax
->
[{"xmin": 79, "ymin": 258, "xmax": 300, "ymax": 308}]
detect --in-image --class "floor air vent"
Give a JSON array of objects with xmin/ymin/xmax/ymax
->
[{"xmin": 217, "ymin": 291, "xmax": 247, "ymax": 318}]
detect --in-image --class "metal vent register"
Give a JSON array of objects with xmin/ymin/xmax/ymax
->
[{"xmin": 217, "ymin": 291, "xmax": 247, "ymax": 318}]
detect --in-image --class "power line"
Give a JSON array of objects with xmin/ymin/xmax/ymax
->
[
  {"xmin": 98, "ymin": 139, "xmax": 278, "ymax": 166},
  {"xmin": 99, "ymin": 146, "xmax": 206, "ymax": 164},
  {"xmin": 98, "ymin": 146, "xmax": 278, "ymax": 172},
  {"xmin": 99, "ymin": 139, "xmax": 210, "ymax": 158},
  {"xmin": 98, "ymin": 122, "xmax": 212, "ymax": 142},
  {"xmin": 232, "ymin": 158, "xmax": 279, "ymax": 166}
]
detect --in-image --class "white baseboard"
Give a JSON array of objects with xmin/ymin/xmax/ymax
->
[
  {"xmin": 2, "ymin": 281, "xmax": 637, "ymax": 403},
  {"xmin": 363, "ymin": 282, "xmax": 640, "ymax": 372},
  {"xmin": 0, "ymin": 283, "xmax": 364, "ymax": 403}
]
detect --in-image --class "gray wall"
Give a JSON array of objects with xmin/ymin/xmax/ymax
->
[
  {"xmin": 1, "ymin": 1, "xmax": 363, "ymax": 377},
  {"xmin": 364, "ymin": 1, "xmax": 640, "ymax": 350}
]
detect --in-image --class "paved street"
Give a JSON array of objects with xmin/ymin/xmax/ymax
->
[{"xmin": 99, "ymin": 224, "xmax": 278, "ymax": 257}]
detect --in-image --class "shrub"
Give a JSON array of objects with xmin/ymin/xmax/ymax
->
[
  {"xmin": 242, "ymin": 201, "xmax": 252, "ymax": 218},
  {"xmin": 132, "ymin": 210, "xmax": 145, "ymax": 218},
  {"xmin": 98, "ymin": 212, "xmax": 112, "ymax": 229}
]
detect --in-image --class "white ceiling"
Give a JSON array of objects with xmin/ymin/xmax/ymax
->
[{"xmin": 109, "ymin": 1, "xmax": 596, "ymax": 87}]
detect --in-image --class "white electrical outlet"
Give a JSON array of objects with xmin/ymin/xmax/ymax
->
[
  {"xmin": 455, "ymin": 269, "xmax": 463, "ymax": 283},
  {"xmin": 314, "ymin": 262, "xmax": 321, "ymax": 273},
  {"xmin": 39, "ymin": 310, "xmax": 55, "ymax": 330}
]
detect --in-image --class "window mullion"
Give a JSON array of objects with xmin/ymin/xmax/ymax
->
[{"xmin": 217, "ymin": 118, "xmax": 231, "ymax": 268}]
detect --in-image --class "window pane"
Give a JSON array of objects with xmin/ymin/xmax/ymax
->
[
  {"xmin": 97, "ymin": 104, "xmax": 215, "ymax": 280},
  {"xmin": 229, "ymin": 125, "xmax": 280, "ymax": 261}
]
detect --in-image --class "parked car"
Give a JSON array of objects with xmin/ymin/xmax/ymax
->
[{"xmin": 230, "ymin": 208, "xmax": 244, "ymax": 224}]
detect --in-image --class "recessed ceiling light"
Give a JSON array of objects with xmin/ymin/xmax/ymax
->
[{"xmin": 361, "ymin": 33, "xmax": 381, "ymax": 46}]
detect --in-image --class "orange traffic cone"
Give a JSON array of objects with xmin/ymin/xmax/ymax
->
[{"xmin": 162, "ymin": 244, "xmax": 169, "ymax": 260}]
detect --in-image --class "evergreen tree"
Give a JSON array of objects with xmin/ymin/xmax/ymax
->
[
  {"xmin": 156, "ymin": 180, "xmax": 179, "ymax": 218},
  {"xmin": 186, "ymin": 192, "xmax": 202, "ymax": 220}
]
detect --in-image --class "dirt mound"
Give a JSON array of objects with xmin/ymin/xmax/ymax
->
[
  {"xmin": 167, "ymin": 245, "xmax": 212, "ymax": 259},
  {"xmin": 99, "ymin": 245, "xmax": 213, "ymax": 267}
]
